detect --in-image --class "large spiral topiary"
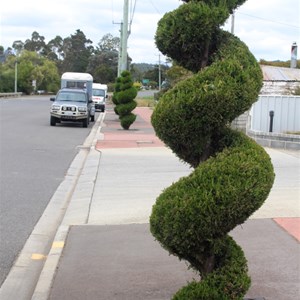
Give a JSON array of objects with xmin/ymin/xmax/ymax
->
[{"xmin": 150, "ymin": 1, "xmax": 275, "ymax": 299}]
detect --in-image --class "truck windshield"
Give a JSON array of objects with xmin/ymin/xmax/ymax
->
[
  {"xmin": 92, "ymin": 89, "xmax": 105, "ymax": 97},
  {"xmin": 57, "ymin": 92, "xmax": 86, "ymax": 102}
]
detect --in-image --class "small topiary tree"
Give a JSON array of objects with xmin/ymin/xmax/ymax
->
[
  {"xmin": 113, "ymin": 70, "xmax": 137, "ymax": 130},
  {"xmin": 150, "ymin": 0, "xmax": 275, "ymax": 299}
]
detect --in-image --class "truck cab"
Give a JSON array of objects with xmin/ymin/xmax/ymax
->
[{"xmin": 92, "ymin": 83, "xmax": 108, "ymax": 112}]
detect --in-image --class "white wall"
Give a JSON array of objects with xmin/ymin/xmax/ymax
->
[{"xmin": 250, "ymin": 95, "xmax": 300, "ymax": 133}]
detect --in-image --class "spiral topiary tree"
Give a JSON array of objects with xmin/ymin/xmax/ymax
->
[
  {"xmin": 113, "ymin": 70, "xmax": 137, "ymax": 130},
  {"xmin": 150, "ymin": 1, "xmax": 275, "ymax": 299}
]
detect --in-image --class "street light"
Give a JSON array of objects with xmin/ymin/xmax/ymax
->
[{"xmin": 14, "ymin": 59, "xmax": 18, "ymax": 93}]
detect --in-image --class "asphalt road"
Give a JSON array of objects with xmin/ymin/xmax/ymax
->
[{"xmin": 0, "ymin": 95, "xmax": 97, "ymax": 286}]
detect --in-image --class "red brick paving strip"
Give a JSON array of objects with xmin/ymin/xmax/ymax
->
[
  {"xmin": 273, "ymin": 218, "xmax": 300, "ymax": 242},
  {"xmin": 96, "ymin": 106, "xmax": 165, "ymax": 149}
]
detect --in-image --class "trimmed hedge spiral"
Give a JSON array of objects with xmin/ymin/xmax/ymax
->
[
  {"xmin": 113, "ymin": 70, "xmax": 137, "ymax": 130},
  {"xmin": 150, "ymin": 1, "xmax": 275, "ymax": 299}
]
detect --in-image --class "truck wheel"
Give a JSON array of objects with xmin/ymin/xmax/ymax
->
[
  {"xmin": 50, "ymin": 116, "xmax": 56, "ymax": 126},
  {"xmin": 82, "ymin": 117, "xmax": 89, "ymax": 128}
]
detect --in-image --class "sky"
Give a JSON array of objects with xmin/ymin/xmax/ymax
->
[{"xmin": 0, "ymin": 0, "xmax": 299, "ymax": 64}]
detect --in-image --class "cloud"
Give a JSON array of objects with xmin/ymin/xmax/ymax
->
[
  {"xmin": 223, "ymin": 0, "xmax": 300, "ymax": 61},
  {"xmin": 1, "ymin": 0, "xmax": 299, "ymax": 63}
]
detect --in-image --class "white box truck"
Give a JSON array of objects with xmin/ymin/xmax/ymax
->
[{"xmin": 92, "ymin": 83, "xmax": 108, "ymax": 112}]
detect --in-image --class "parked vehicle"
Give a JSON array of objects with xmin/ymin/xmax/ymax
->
[
  {"xmin": 61, "ymin": 72, "xmax": 95, "ymax": 119},
  {"xmin": 50, "ymin": 72, "xmax": 95, "ymax": 127},
  {"xmin": 92, "ymin": 83, "xmax": 108, "ymax": 112},
  {"xmin": 50, "ymin": 88, "xmax": 94, "ymax": 127}
]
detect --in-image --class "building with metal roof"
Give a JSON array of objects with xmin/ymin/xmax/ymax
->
[
  {"xmin": 261, "ymin": 65, "xmax": 300, "ymax": 81},
  {"xmin": 260, "ymin": 65, "xmax": 300, "ymax": 95}
]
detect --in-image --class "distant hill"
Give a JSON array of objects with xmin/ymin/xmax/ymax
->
[
  {"xmin": 131, "ymin": 63, "xmax": 156, "ymax": 73},
  {"xmin": 259, "ymin": 59, "xmax": 299, "ymax": 69}
]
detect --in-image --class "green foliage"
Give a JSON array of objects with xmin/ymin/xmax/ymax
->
[
  {"xmin": 116, "ymin": 88, "xmax": 138, "ymax": 104},
  {"xmin": 24, "ymin": 31, "xmax": 46, "ymax": 53},
  {"xmin": 61, "ymin": 30, "xmax": 93, "ymax": 73},
  {"xmin": 166, "ymin": 64, "xmax": 193, "ymax": 86},
  {"xmin": 116, "ymin": 101, "xmax": 137, "ymax": 116},
  {"xmin": 0, "ymin": 50, "xmax": 60, "ymax": 94},
  {"xmin": 156, "ymin": 1, "xmax": 248, "ymax": 72},
  {"xmin": 150, "ymin": 0, "xmax": 275, "ymax": 299},
  {"xmin": 2, "ymin": 31, "xmax": 124, "ymax": 91},
  {"xmin": 86, "ymin": 49, "xmax": 119, "ymax": 83},
  {"xmin": 260, "ymin": 59, "xmax": 300, "ymax": 69},
  {"xmin": 172, "ymin": 236, "xmax": 250, "ymax": 300},
  {"xmin": 0, "ymin": 66, "xmax": 14, "ymax": 92},
  {"xmin": 96, "ymin": 33, "xmax": 120, "ymax": 52},
  {"xmin": 113, "ymin": 71, "xmax": 137, "ymax": 130},
  {"xmin": 152, "ymin": 32, "xmax": 262, "ymax": 167},
  {"xmin": 133, "ymin": 81, "xmax": 142, "ymax": 90},
  {"xmin": 150, "ymin": 132, "xmax": 274, "ymax": 259},
  {"xmin": 293, "ymin": 86, "xmax": 300, "ymax": 95},
  {"xmin": 120, "ymin": 113, "xmax": 137, "ymax": 130},
  {"xmin": 1, "ymin": 31, "xmax": 170, "ymax": 90}
]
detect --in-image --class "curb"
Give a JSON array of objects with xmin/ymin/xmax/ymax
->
[
  {"xmin": 0, "ymin": 113, "xmax": 105, "ymax": 300},
  {"xmin": 31, "ymin": 112, "xmax": 105, "ymax": 300},
  {"xmin": 248, "ymin": 129, "xmax": 300, "ymax": 150}
]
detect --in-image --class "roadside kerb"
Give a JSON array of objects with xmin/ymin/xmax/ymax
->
[
  {"xmin": 0, "ymin": 113, "xmax": 104, "ymax": 300},
  {"xmin": 31, "ymin": 113, "xmax": 105, "ymax": 300}
]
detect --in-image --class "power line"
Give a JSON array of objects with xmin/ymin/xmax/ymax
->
[
  {"xmin": 111, "ymin": 0, "xmax": 115, "ymax": 23},
  {"xmin": 237, "ymin": 11, "xmax": 300, "ymax": 30},
  {"xmin": 129, "ymin": 0, "xmax": 137, "ymax": 35},
  {"xmin": 148, "ymin": 0, "xmax": 160, "ymax": 14}
]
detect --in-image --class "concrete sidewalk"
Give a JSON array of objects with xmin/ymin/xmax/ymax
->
[
  {"xmin": 45, "ymin": 105, "xmax": 300, "ymax": 300},
  {"xmin": 28, "ymin": 104, "xmax": 300, "ymax": 299}
]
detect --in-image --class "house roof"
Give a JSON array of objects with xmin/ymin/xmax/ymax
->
[{"xmin": 260, "ymin": 65, "xmax": 300, "ymax": 81}]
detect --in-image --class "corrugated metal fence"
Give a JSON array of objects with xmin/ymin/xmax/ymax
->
[{"xmin": 250, "ymin": 95, "xmax": 300, "ymax": 133}]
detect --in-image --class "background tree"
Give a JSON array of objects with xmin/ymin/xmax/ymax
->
[
  {"xmin": 48, "ymin": 36, "xmax": 63, "ymax": 57},
  {"xmin": 12, "ymin": 41, "xmax": 24, "ymax": 56},
  {"xmin": 259, "ymin": 58, "xmax": 300, "ymax": 68},
  {"xmin": 150, "ymin": 0, "xmax": 275, "ymax": 299},
  {"xmin": 165, "ymin": 64, "xmax": 193, "ymax": 87},
  {"xmin": 24, "ymin": 31, "xmax": 46, "ymax": 53},
  {"xmin": 60, "ymin": 30, "xmax": 94, "ymax": 73},
  {"xmin": 87, "ymin": 50, "xmax": 118, "ymax": 83},
  {"xmin": 86, "ymin": 33, "xmax": 120, "ymax": 83},
  {"xmin": 129, "ymin": 64, "xmax": 143, "ymax": 82},
  {"xmin": 113, "ymin": 71, "xmax": 137, "ymax": 130},
  {"xmin": 0, "ymin": 50, "xmax": 60, "ymax": 94},
  {"xmin": 0, "ymin": 60, "xmax": 14, "ymax": 92},
  {"xmin": 1, "ymin": 31, "xmax": 123, "ymax": 92},
  {"xmin": 97, "ymin": 33, "xmax": 120, "ymax": 52}
]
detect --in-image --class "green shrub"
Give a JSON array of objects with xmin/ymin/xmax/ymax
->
[
  {"xmin": 120, "ymin": 113, "xmax": 137, "ymax": 130},
  {"xmin": 116, "ymin": 101, "xmax": 137, "ymax": 117},
  {"xmin": 150, "ymin": 0, "xmax": 274, "ymax": 299},
  {"xmin": 113, "ymin": 71, "xmax": 137, "ymax": 130}
]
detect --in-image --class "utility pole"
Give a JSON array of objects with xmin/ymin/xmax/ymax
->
[
  {"xmin": 291, "ymin": 42, "xmax": 298, "ymax": 68},
  {"xmin": 158, "ymin": 54, "xmax": 162, "ymax": 91},
  {"xmin": 14, "ymin": 59, "xmax": 18, "ymax": 93},
  {"xmin": 118, "ymin": 22, "xmax": 123, "ymax": 77},
  {"xmin": 119, "ymin": 0, "xmax": 129, "ymax": 75},
  {"xmin": 231, "ymin": 10, "xmax": 235, "ymax": 34}
]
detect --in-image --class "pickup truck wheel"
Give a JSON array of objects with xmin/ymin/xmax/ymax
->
[
  {"xmin": 82, "ymin": 117, "xmax": 89, "ymax": 128},
  {"xmin": 50, "ymin": 116, "xmax": 56, "ymax": 126}
]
